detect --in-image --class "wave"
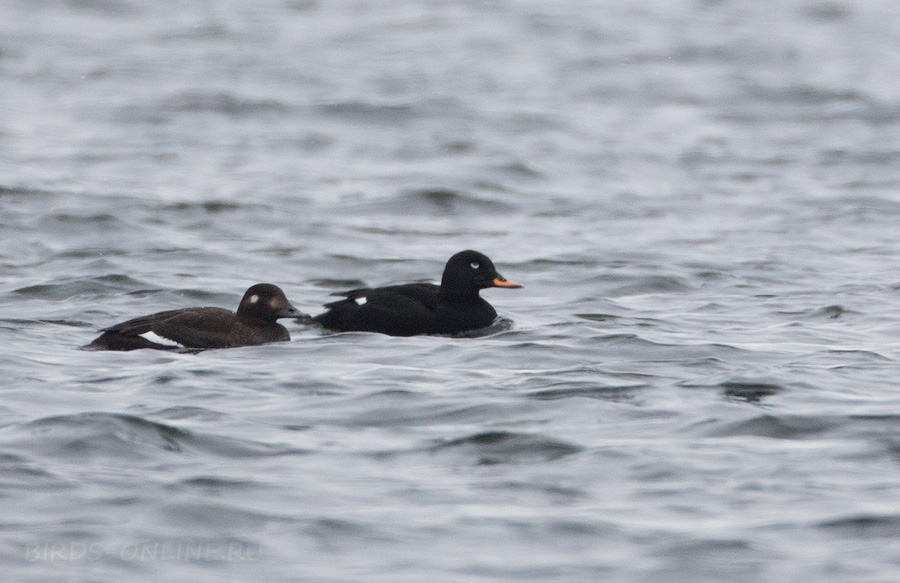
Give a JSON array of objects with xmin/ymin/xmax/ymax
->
[
  {"xmin": 337, "ymin": 188, "xmax": 517, "ymax": 216},
  {"xmin": 11, "ymin": 275, "xmax": 149, "ymax": 301},
  {"xmin": 4, "ymin": 412, "xmax": 303, "ymax": 460},
  {"xmin": 429, "ymin": 431, "xmax": 582, "ymax": 465}
]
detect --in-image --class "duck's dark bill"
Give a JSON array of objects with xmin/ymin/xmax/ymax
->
[
  {"xmin": 492, "ymin": 277, "xmax": 523, "ymax": 289},
  {"xmin": 276, "ymin": 305, "xmax": 305, "ymax": 318}
]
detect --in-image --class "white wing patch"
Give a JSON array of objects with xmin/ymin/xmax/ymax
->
[
  {"xmin": 139, "ymin": 331, "xmax": 184, "ymax": 348},
  {"xmin": 354, "ymin": 296, "xmax": 367, "ymax": 305}
]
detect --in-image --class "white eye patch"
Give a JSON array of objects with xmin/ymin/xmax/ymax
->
[
  {"xmin": 139, "ymin": 331, "xmax": 183, "ymax": 348},
  {"xmin": 248, "ymin": 295, "xmax": 259, "ymax": 304},
  {"xmin": 470, "ymin": 262, "xmax": 480, "ymax": 269},
  {"xmin": 354, "ymin": 296, "xmax": 367, "ymax": 305}
]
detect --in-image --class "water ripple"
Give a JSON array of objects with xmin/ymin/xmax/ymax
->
[
  {"xmin": 430, "ymin": 431, "xmax": 583, "ymax": 465},
  {"xmin": 4, "ymin": 412, "xmax": 304, "ymax": 460}
]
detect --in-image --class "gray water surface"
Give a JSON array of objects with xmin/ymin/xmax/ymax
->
[{"xmin": 4, "ymin": 1, "xmax": 900, "ymax": 581}]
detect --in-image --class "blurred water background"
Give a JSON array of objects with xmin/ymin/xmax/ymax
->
[{"xmin": 4, "ymin": 0, "xmax": 900, "ymax": 581}]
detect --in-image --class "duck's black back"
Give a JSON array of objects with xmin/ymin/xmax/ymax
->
[
  {"xmin": 313, "ymin": 282, "xmax": 499, "ymax": 336},
  {"xmin": 314, "ymin": 283, "xmax": 434, "ymax": 336}
]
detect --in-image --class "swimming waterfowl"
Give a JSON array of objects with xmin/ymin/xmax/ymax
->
[
  {"xmin": 86, "ymin": 283, "xmax": 302, "ymax": 351},
  {"xmin": 311, "ymin": 250, "xmax": 522, "ymax": 336}
]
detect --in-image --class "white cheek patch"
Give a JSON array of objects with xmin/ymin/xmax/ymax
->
[
  {"xmin": 248, "ymin": 295, "xmax": 259, "ymax": 304},
  {"xmin": 139, "ymin": 331, "xmax": 184, "ymax": 348},
  {"xmin": 354, "ymin": 296, "xmax": 367, "ymax": 306}
]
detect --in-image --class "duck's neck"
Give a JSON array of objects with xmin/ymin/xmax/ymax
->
[
  {"xmin": 236, "ymin": 310, "xmax": 277, "ymax": 325},
  {"xmin": 439, "ymin": 284, "xmax": 482, "ymax": 303}
]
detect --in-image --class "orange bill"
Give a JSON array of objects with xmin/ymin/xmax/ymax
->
[{"xmin": 492, "ymin": 277, "xmax": 523, "ymax": 289}]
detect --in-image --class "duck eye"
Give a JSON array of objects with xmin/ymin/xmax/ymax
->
[{"xmin": 470, "ymin": 262, "xmax": 480, "ymax": 269}]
